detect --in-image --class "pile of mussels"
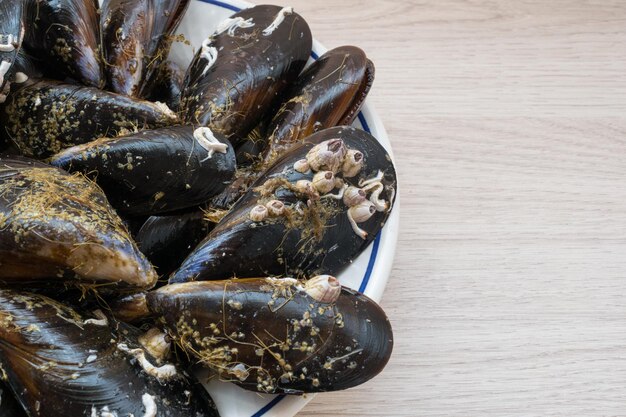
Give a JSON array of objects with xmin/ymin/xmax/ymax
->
[{"xmin": 0, "ymin": 1, "xmax": 397, "ymax": 416}]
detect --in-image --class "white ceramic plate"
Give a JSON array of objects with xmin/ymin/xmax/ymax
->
[{"xmin": 169, "ymin": 1, "xmax": 400, "ymax": 416}]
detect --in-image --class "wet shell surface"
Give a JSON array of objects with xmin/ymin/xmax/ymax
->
[
  {"xmin": 0, "ymin": 290, "xmax": 220, "ymax": 417},
  {"xmin": 0, "ymin": 155, "xmax": 157, "ymax": 290},
  {"xmin": 23, "ymin": 0, "xmax": 103, "ymax": 87},
  {"xmin": 180, "ymin": 5, "xmax": 312, "ymax": 144},
  {"xmin": 146, "ymin": 277, "xmax": 393, "ymax": 394},
  {"xmin": 0, "ymin": 381, "xmax": 26, "ymax": 417},
  {"xmin": 0, "ymin": 79, "xmax": 177, "ymax": 159},
  {"xmin": 170, "ymin": 126, "xmax": 396, "ymax": 283},
  {"xmin": 137, "ymin": 210, "xmax": 214, "ymax": 277},
  {"xmin": 102, "ymin": 0, "xmax": 191, "ymax": 97},
  {"xmin": 49, "ymin": 125, "xmax": 236, "ymax": 215}
]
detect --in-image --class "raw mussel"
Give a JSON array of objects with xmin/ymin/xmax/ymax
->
[
  {"xmin": 0, "ymin": 290, "xmax": 220, "ymax": 416},
  {"xmin": 102, "ymin": 0, "xmax": 190, "ymax": 97},
  {"xmin": 137, "ymin": 210, "xmax": 214, "ymax": 277},
  {"xmin": 145, "ymin": 276, "xmax": 393, "ymax": 394},
  {"xmin": 261, "ymin": 45, "xmax": 375, "ymax": 165},
  {"xmin": 0, "ymin": 155, "xmax": 157, "ymax": 290},
  {"xmin": 180, "ymin": 5, "xmax": 312, "ymax": 144},
  {"xmin": 170, "ymin": 126, "xmax": 396, "ymax": 283},
  {"xmin": 23, "ymin": 0, "xmax": 103, "ymax": 87},
  {"xmin": 216, "ymin": 45, "xmax": 375, "ymax": 208},
  {"xmin": 0, "ymin": 79, "xmax": 177, "ymax": 158},
  {"xmin": 50, "ymin": 126, "xmax": 236, "ymax": 215}
]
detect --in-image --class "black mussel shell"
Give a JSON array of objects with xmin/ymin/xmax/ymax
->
[
  {"xmin": 102, "ymin": 0, "xmax": 191, "ymax": 97},
  {"xmin": 0, "ymin": 79, "xmax": 178, "ymax": 159},
  {"xmin": 147, "ymin": 276, "xmax": 393, "ymax": 394},
  {"xmin": 262, "ymin": 45, "xmax": 375, "ymax": 165},
  {"xmin": 24, "ymin": 0, "xmax": 103, "ymax": 87},
  {"xmin": 50, "ymin": 125, "xmax": 236, "ymax": 215},
  {"xmin": 0, "ymin": 155, "xmax": 157, "ymax": 290},
  {"xmin": 0, "ymin": 290, "xmax": 220, "ymax": 417},
  {"xmin": 0, "ymin": 381, "xmax": 27, "ymax": 417},
  {"xmin": 145, "ymin": 61, "xmax": 185, "ymax": 111},
  {"xmin": 137, "ymin": 210, "xmax": 214, "ymax": 277},
  {"xmin": 180, "ymin": 5, "xmax": 312, "ymax": 145},
  {"xmin": 170, "ymin": 127, "xmax": 397, "ymax": 283}
]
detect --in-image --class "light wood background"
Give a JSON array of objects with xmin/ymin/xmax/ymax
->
[{"xmin": 292, "ymin": 1, "xmax": 626, "ymax": 416}]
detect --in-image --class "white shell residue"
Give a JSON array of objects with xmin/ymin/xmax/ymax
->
[
  {"xmin": 193, "ymin": 127, "xmax": 229, "ymax": 161},
  {"xmin": 117, "ymin": 343, "xmax": 178, "ymax": 381},
  {"xmin": 215, "ymin": 17, "xmax": 255, "ymax": 36},
  {"xmin": 142, "ymin": 393, "xmax": 158, "ymax": 417},
  {"xmin": 200, "ymin": 39, "xmax": 218, "ymax": 76},
  {"xmin": 0, "ymin": 60, "xmax": 11, "ymax": 86},
  {"xmin": 0, "ymin": 34, "xmax": 16, "ymax": 52},
  {"xmin": 263, "ymin": 7, "xmax": 294, "ymax": 36}
]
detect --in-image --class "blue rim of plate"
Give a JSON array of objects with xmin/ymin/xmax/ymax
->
[{"xmin": 195, "ymin": 1, "xmax": 383, "ymax": 415}]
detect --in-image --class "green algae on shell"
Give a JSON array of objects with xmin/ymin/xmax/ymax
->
[
  {"xmin": 0, "ymin": 156, "xmax": 157, "ymax": 290},
  {"xmin": 0, "ymin": 289, "xmax": 220, "ymax": 417},
  {"xmin": 146, "ymin": 277, "xmax": 393, "ymax": 394},
  {"xmin": 0, "ymin": 79, "xmax": 178, "ymax": 159}
]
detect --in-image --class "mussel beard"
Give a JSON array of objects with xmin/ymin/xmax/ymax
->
[
  {"xmin": 0, "ymin": 156, "xmax": 157, "ymax": 290},
  {"xmin": 146, "ymin": 277, "xmax": 393, "ymax": 394},
  {"xmin": 102, "ymin": 0, "xmax": 191, "ymax": 97},
  {"xmin": 24, "ymin": 0, "xmax": 103, "ymax": 87},
  {"xmin": 0, "ymin": 289, "xmax": 220, "ymax": 417}
]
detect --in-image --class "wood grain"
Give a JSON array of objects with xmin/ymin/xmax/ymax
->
[{"xmin": 291, "ymin": 1, "xmax": 626, "ymax": 416}]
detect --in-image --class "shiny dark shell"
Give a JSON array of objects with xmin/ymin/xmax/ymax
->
[
  {"xmin": 102, "ymin": 0, "xmax": 191, "ymax": 97},
  {"xmin": 145, "ymin": 61, "xmax": 185, "ymax": 111},
  {"xmin": 147, "ymin": 277, "xmax": 393, "ymax": 394},
  {"xmin": 50, "ymin": 125, "xmax": 236, "ymax": 215},
  {"xmin": 0, "ymin": 290, "xmax": 220, "ymax": 417},
  {"xmin": 0, "ymin": 155, "xmax": 157, "ymax": 289},
  {"xmin": 180, "ymin": 5, "xmax": 312, "ymax": 145},
  {"xmin": 137, "ymin": 210, "xmax": 214, "ymax": 277},
  {"xmin": 170, "ymin": 127, "xmax": 397, "ymax": 283},
  {"xmin": 24, "ymin": 0, "xmax": 103, "ymax": 87},
  {"xmin": 261, "ymin": 45, "xmax": 375, "ymax": 165},
  {"xmin": 0, "ymin": 79, "xmax": 177, "ymax": 159}
]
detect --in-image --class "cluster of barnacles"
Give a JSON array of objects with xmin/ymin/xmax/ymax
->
[{"xmin": 247, "ymin": 138, "xmax": 390, "ymax": 238}]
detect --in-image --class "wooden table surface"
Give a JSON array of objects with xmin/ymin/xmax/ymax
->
[{"xmin": 293, "ymin": 1, "xmax": 626, "ymax": 416}]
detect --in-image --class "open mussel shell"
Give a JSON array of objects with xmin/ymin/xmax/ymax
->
[
  {"xmin": 261, "ymin": 45, "xmax": 375, "ymax": 165},
  {"xmin": 0, "ymin": 155, "xmax": 157, "ymax": 290},
  {"xmin": 50, "ymin": 125, "xmax": 236, "ymax": 215},
  {"xmin": 102, "ymin": 0, "xmax": 190, "ymax": 97},
  {"xmin": 180, "ymin": 5, "xmax": 312, "ymax": 145},
  {"xmin": 0, "ymin": 0, "xmax": 24, "ymax": 97},
  {"xmin": 0, "ymin": 290, "xmax": 220, "ymax": 417},
  {"xmin": 137, "ymin": 210, "xmax": 214, "ymax": 277},
  {"xmin": 146, "ymin": 276, "xmax": 393, "ymax": 394},
  {"xmin": 23, "ymin": 0, "xmax": 103, "ymax": 87},
  {"xmin": 0, "ymin": 381, "xmax": 27, "ymax": 417},
  {"xmin": 0, "ymin": 79, "xmax": 177, "ymax": 159},
  {"xmin": 170, "ymin": 126, "xmax": 397, "ymax": 283}
]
